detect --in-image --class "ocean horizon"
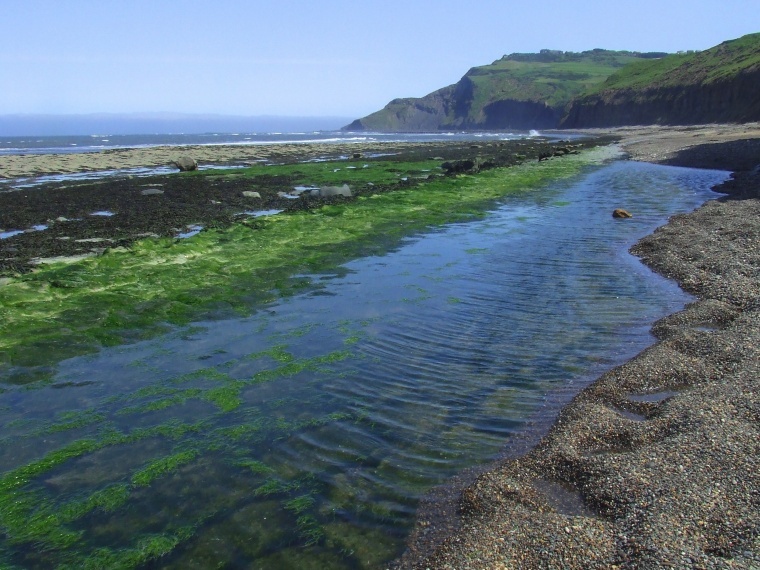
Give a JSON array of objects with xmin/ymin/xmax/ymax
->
[{"xmin": 0, "ymin": 129, "xmax": 551, "ymax": 157}]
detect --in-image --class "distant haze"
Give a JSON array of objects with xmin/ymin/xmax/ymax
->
[{"xmin": 0, "ymin": 114, "xmax": 354, "ymax": 137}]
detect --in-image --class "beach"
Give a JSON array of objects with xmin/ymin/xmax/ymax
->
[
  {"xmin": 0, "ymin": 137, "xmax": 596, "ymax": 277},
  {"xmin": 1, "ymin": 124, "xmax": 758, "ymax": 568},
  {"xmin": 395, "ymin": 124, "xmax": 760, "ymax": 569},
  {"xmin": 0, "ymin": 139, "xmax": 547, "ymax": 180}
]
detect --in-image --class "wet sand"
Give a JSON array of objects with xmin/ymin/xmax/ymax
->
[
  {"xmin": 0, "ymin": 140, "xmax": 538, "ymax": 180},
  {"xmin": 394, "ymin": 125, "xmax": 760, "ymax": 569},
  {"xmin": 0, "ymin": 141, "xmax": 403, "ymax": 179}
]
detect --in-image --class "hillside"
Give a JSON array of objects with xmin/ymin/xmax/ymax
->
[
  {"xmin": 343, "ymin": 50, "xmax": 666, "ymax": 132},
  {"xmin": 560, "ymin": 33, "xmax": 760, "ymax": 127}
]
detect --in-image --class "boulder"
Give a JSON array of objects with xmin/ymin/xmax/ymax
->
[
  {"xmin": 242, "ymin": 191, "xmax": 261, "ymax": 199},
  {"xmin": 442, "ymin": 157, "xmax": 498, "ymax": 174},
  {"xmin": 612, "ymin": 208, "xmax": 633, "ymax": 218},
  {"xmin": 172, "ymin": 157, "xmax": 198, "ymax": 171},
  {"xmin": 316, "ymin": 184, "xmax": 352, "ymax": 198}
]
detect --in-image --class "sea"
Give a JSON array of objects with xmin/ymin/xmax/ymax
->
[
  {"xmin": 0, "ymin": 130, "xmax": 553, "ymax": 157},
  {"xmin": 0, "ymin": 129, "xmax": 567, "ymax": 190}
]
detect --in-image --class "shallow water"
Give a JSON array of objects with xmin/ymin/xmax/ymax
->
[{"xmin": 0, "ymin": 161, "xmax": 727, "ymax": 568}]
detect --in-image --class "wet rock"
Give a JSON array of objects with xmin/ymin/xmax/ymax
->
[
  {"xmin": 312, "ymin": 184, "xmax": 352, "ymax": 197},
  {"xmin": 442, "ymin": 158, "xmax": 480, "ymax": 174},
  {"xmin": 172, "ymin": 156, "xmax": 198, "ymax": 171},
  {"xmin": 613, "ymin": 209, "xmax": 633, "ymax": 219}
]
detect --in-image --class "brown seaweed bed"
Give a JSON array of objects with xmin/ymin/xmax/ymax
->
[{"xmin": 0, "ymin": 139, "xmax": 593, "ymax": 278}]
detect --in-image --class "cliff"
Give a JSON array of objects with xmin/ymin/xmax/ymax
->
[
  {"xmin": 560, "ymin": 33, "xmax": 760, "ymax": 128},
  {"xmin": 344, "ymin": 50, "xmax": 663, "ymax": 132}
]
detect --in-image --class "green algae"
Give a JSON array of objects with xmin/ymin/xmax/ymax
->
[
  {"xmin": 284, "ymin": 493, "xmax": 316, "ymax": 515},
  {"xmin": 131, "ymin": 450, "xmax": 198, "ymax": 486},
  {"xmin": 0, "ymin": 146, "xmax": 619, "ymax": 568},
  {"xmin": 236, "ymin": 458, "xmax": 273, "ymax": 475},
  {"xmin": 1, "ymin": 149, "xmax": 604, "ymax": 377},
  {"xmin": 0, "ymin": 387, "xmax": 382, "ymax": 566}
]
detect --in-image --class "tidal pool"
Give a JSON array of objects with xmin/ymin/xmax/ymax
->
[{"xmin": 0, "ymin": 161, "xmax": 727, "ymax": 568}]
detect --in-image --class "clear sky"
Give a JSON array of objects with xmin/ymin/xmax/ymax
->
[{"xmin": 1, "ymin": 0, "xmax": 757, "ymax": 119}]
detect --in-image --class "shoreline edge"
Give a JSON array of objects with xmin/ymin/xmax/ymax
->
[{"xmin": 394, "ymin": 124, "xmax": 760, "ymax": 569}]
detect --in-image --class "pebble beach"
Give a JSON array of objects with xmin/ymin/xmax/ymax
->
[{"xmin": 395, "ymin": 124, "xmax": 760, "ymax": 569}]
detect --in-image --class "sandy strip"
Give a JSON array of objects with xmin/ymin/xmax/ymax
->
[
  {"xmin": 0, "ymin": 142, "xmax": 354, "ymax": 179},
  {"xmin": 0, "ymin": 140, "xmax": 486, "ymax": 179},
  {"xmin": 394, "ymin": 125, "xmax": 760, "ymax": 569},
  {"xmin": 3, "ymin": 123, "xmax": 757, "ymax": 180}
]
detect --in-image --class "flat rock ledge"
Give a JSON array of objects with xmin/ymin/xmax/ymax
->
[{"xmin": 394, "ymin": 138, "xmax": 760, "ymax": 569}]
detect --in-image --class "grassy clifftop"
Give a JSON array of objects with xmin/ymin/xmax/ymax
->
[
  {"xmin": 344, "ymin": 50, "xmax": 663, "ymax": 132},
  {"xmin": 586, "ymin": 33, "xmax": 760, "ymax": 91},
  {"xmin": 561, "ymin": 33, "xmax": 760, "ymax": 127}
]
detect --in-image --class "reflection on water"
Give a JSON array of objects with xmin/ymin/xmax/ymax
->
[{"xmin": 0, "ymin": 161, "xmax": 727, "ymax": 568}]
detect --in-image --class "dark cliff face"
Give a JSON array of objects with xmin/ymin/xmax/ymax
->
[
  {"xmin": 561, "ymin": 67, "xmax": 760, "ymax": 128},
  {"xmin": 345, "ymin": 35, "xmax": 760, "ymax": 132},
  {"xmin": 480, "ymin": 100, "xmax": 562, "ymax": 130}
]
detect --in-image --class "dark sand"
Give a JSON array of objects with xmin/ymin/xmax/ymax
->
[{"xmin": 394, "ymin": 125, "xmax": 760, "ymax": 569}]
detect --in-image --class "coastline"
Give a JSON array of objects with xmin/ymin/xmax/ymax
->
[
  {"xmin": 0, "ymin": 138, "xmax": 602, "ymax": 278},
  {"xmin": 394, "ymin": 126, "xmax": 760, "ymax": 569},
  {"xmin": 1, "ymin": 125, "xmax": 758, "ymax": 567},
  {"xmin": 0, "ymin": 138, "xmax": 557, "ymax": 180}
]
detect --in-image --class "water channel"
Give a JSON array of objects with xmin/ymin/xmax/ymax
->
[{"xmin": 0, "ymin": 159, "xmax": 728, "ymax": 568}]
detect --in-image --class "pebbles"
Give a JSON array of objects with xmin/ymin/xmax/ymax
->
[{"xmin": 394, "ymin": 129, "xmax": 760, "ymax": 569}]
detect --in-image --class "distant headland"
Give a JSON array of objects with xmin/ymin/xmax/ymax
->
[{"xmin": 344, "ymin": 33, "xmax": 760, "ymax": 132}]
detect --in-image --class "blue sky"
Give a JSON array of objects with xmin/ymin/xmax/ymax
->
[{"xmin": 1, "ymin": 0, "xmax": 757, "ymax": 119}]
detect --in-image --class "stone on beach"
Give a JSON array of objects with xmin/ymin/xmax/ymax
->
[
  {"xmin": 311, "ymin": 184, "xmax": 352, "ymax": 197},
  {"xmin": 172, "ymin": 156, "xmax": 198, "ymax": 171}
]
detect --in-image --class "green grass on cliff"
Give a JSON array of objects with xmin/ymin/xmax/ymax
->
[
  {"xmin": 464, "ymin": 51, "xmax": 645, "ymax": 109},
  {"xmin": 586, "ymin": 32, "xmax": 760, "ymax": 92},
  {"xmin": 352, "ymin": 50, "xmax": 656, "ymax": 130}
]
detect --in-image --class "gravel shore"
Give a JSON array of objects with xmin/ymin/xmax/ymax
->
[
  {"xmin": 394, "ymin": 125, "xmax": 760, "ymax": 569},
  {"xmin": 2, "ymin": 125, "xmax": 758, "ymax": 568}
]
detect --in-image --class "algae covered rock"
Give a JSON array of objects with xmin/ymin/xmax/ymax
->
[{"xmin": 311, "ymin": 184, "xmax": 352, "ymax": 198}]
